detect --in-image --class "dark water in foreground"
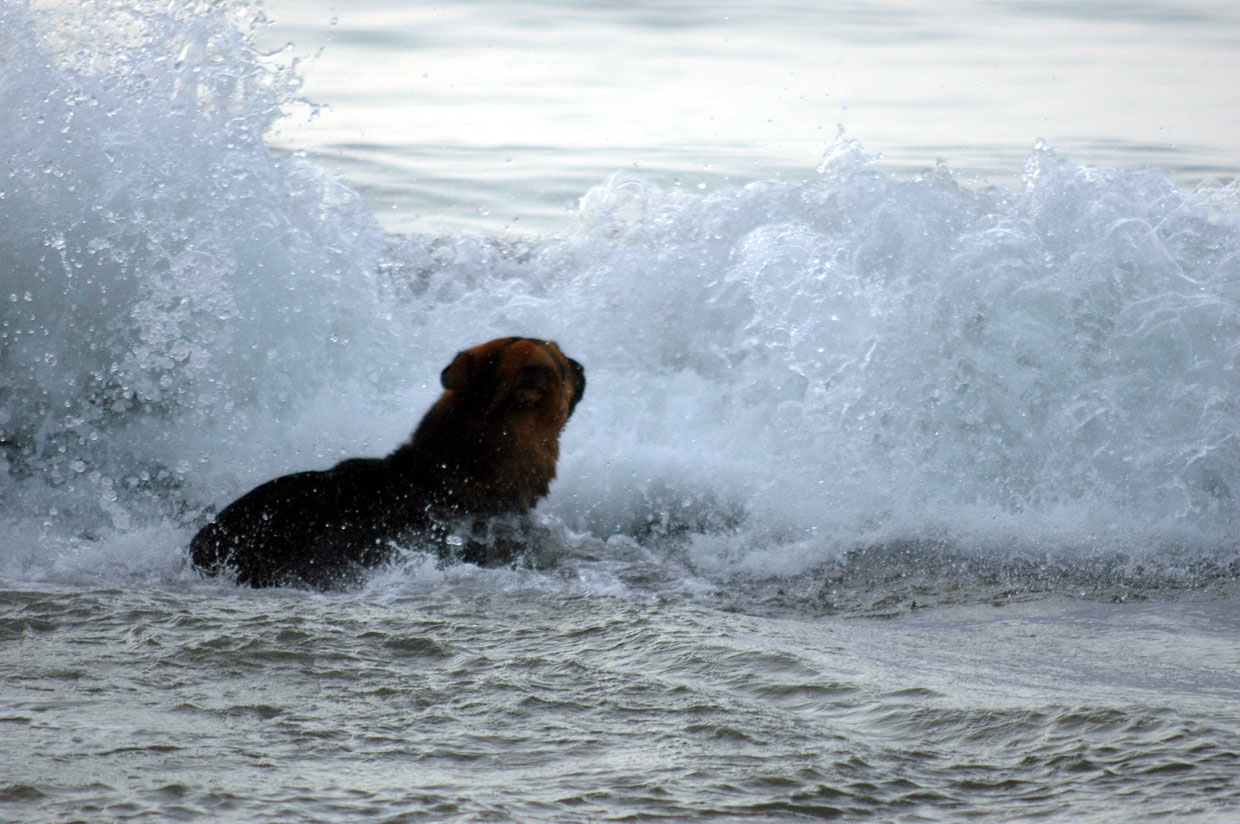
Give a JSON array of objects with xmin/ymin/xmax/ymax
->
[{"xmin": 4, "ymin": 584, "xmax": 1239, "ymax": 823}]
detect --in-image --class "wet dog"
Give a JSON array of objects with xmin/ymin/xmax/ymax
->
[{"xmin": 190, "ymin": 337, "xmax": 585, "ymax": 588}]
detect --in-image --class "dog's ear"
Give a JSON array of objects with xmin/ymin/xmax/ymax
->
[{"xmin": 440, "ymin": 351, "xmax": 474, "ymax": 391}]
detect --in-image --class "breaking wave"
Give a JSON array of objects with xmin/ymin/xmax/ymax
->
[{"xmin": 2, "ymin": 0, "xmax": 1239, "ymax": 610}]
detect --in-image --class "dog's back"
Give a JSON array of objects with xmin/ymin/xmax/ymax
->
[{"xmin": 190, "ymin": 458, "xmax": 402, "ymax": 588}]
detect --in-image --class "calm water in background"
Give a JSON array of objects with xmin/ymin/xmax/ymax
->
[
  {"xmin": 3, "ymin": 0, "xmax": 1240, "ymax": 821},
  {"xmin": 259, "ymin": 0, "xmax": 1240, "ymax": 234}
]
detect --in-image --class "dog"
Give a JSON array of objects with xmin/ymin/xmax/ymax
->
[{"xmin": 190, "ymin": 337, "xmax": 585, "ymax": 589}]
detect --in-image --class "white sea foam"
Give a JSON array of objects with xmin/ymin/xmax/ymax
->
[{"xmin": 2, "ymin": 0, "xmax": 1239, "ymax": 592}]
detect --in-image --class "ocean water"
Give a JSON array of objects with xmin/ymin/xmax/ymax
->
[{"xmin": 2, "ymin": 0, "xmax": 1240, "ymax": 821}]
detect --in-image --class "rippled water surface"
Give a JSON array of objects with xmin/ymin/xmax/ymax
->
[
  {"xmin": 5, "ymin": 586, "xmax": 1239, "ymax": 822},
  {"xmin": 3, "ymin": 0, "xmax": 1240, "ymax": 820}
]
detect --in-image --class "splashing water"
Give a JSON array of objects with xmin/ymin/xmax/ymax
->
[{"xmin": 2, "ymin": 0, "xmax": 1239, "ymax": 606}]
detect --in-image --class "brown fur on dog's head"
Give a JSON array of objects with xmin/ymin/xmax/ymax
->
[
  {"xmin": 439, "ymin": 337, "xmax": 585, "ymax": 431},
  {"xmin": 396, "ymin": 337, "xmax": 585, "ymax": 514}
]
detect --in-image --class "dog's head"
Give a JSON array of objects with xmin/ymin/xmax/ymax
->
[{"xmin": 440, "ymin": 337, "xmax": 585, "ymax": 432}]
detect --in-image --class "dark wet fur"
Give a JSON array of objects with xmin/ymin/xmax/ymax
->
[{"xmin": 190, "ymin": 338, "xmax": 584, "ymax": 589}]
